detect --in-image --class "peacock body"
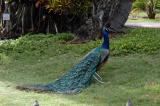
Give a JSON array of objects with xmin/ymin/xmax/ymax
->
[{"xmin": 17, "ymin": 27, "xmax": 110, "ymax": 94}]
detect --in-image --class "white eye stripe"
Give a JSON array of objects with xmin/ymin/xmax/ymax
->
[{"xmin": 102, "ymin": 26, "xmax": 110, "ymax": 33}]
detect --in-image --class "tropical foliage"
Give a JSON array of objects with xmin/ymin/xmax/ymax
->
[
  {"xmin": 132, "ymin": 0, "xmax": 160, "ymax": 19},
  {"xmin": 36, "ymin": 0, "xmax": 91, "ymax": 14},
  {"xmin": 3, "ymin": 0, "xmax": 91, "ymax": 14},
  {"xmin": 0, "ymin": 0, "xmax": 130, "ymax": 40}
]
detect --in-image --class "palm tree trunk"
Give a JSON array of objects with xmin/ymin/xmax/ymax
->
[
  {"xmin": 146, "ymin": 5, "xmax": 156, "ymax": 19},
  {"xmin": 146, "ymin": 0, "xmax": 156, "ymax": 19}
]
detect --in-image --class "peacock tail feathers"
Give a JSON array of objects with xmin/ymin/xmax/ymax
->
[{"xmin": 17, "ymin": 47, "xmax": 109, "ymax": 94}]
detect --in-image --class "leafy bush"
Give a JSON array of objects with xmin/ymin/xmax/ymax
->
[
  {"xmin": 111, "ymin": 28, "xmax": 160, "ymax": 55},
  {"xmin": 0, "ymin": 33, "xmax": 73, "ymax": 57},
  {"xmin": 54, "ymin": 33, "xmax": 74, "ymax": 41},
  {"xmin": 0, "ymin": 28, "xmax": 160, "ymax": 58}
]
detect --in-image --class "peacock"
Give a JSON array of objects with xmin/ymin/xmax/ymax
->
[{"xmin": 17, "ymin": 26, "xmax": 110, "ymax": 94}]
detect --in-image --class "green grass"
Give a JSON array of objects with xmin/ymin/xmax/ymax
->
[
  {"xmin": 128, "ymin": 11, "xmax": 160, "ymax": 23},
  {"xmin": 0, "ymin": 28, "xmax": 160, "ymax": 106},
  {"xmin": 127, "ymin": 18, "xmax": 160, "ymax": 23},
  {"xmin": 130, "ymin": 11, "xmax": 160, "ymax": 17}
]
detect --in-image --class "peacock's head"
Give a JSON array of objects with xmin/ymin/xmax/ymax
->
[{"xmin": 102, "ymin": 27, "xmax": 110, "ymax": 38}]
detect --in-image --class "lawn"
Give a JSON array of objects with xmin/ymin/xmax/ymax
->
[
  {"xmin": 127, "ymin": 11, "xmax": 160, "ymax": 23},
  {"xmin": 127, "ymin": 18, "xmax": 160, "ymax": 23},
  {"xmin": 0, "ymin": 28, "xmax": 160, "ymax": 106}
]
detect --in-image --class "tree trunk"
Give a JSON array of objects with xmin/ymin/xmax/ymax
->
[
  {"xmin": 75, "ymin": 0, "xmax": 132, "ymax": 40},
  {"xmin": 21, "ymin": 5, "xmax": 26, "ymax": 34},
  {"xmin": 146, "ymin": 5, "xmax": 156, "ymax": 19},
  {"xmin": 147, "ymin": 11, "xmax": 156, "ymax": 19},
  {"xmin": 146, "ymin": 0, "xmax": 156, "ymax": 19},
  {"xmin": 110, "ymin": 0, "xmax": 132, "ymax": 32},
  {"xmin": 30, "ymin": 3, "xmax": 34, "ymax": 31}
]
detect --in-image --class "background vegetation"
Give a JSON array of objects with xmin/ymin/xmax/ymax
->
[{"xmin": 132, "ymin": 0, "xmax": 160, "ymax": 19}]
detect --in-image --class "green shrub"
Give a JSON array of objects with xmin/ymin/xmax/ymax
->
[
  {"xmin": 111, "ymin": 28, "xmax": 160, "ymax": 55},
  {"xmin": 54, "ymin": 33, "xmax": 74, "ymax": 41},
  {"xmin": 0, "ymin": 33, "xmax": 76, "ymax": 61},
  {"xmin": 0, "ymin": 28, "xmax": 160, "ymax": 58}
]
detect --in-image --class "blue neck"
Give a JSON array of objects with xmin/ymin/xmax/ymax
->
[{"xmin": 101, "ymin": 29, "xmax": 109, "ymax": 49}]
